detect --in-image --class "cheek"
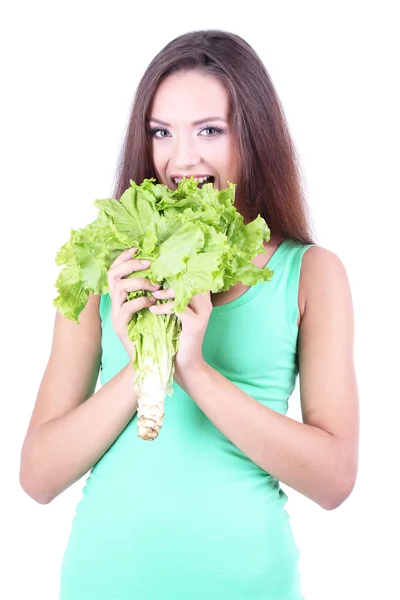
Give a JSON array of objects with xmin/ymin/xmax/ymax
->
[
  {"xmin": 215, "ymin": 139, "xmax": 239, "ymax": 181},
  {"xmin": 202, "ymin": 139, "xmax": 229, "ymax": 169},
  {"xmin": 151, "ymin": 144, "xmax": 174, "ymax": 187},
  {"xmin": 151, "ymin": 142, "xmax": 169, "ymax": 173}
]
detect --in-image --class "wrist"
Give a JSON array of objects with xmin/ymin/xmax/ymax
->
[{"xmin": 175, "ymin": 358, "xmax": 209, "ymax": 392}]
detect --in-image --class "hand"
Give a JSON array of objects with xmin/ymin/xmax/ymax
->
[
  {"xmin": 149, "ymin": 288, "xmax": 212, "ymax": 389},
  {"xmin": 107, "ymin": 248, "xmax": 160, "ymax": 361}
]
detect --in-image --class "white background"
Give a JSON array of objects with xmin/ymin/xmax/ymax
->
[{"xmin": 1, "ymin": 1, "xmax": 399, "ymax": 598}]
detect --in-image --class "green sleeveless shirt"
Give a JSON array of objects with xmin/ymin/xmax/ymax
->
[{"xmin": 60, "ymin": 238, "xmax": 314, "ymax": 600}]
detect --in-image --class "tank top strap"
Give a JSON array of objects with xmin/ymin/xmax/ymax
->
[{"xmin": 285, "ymin": 241, "xmax": 316, "ymax": 342}]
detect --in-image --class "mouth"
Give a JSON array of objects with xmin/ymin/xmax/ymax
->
[{"xmin": 170, "ymin": 175, "xmax": 215, "ymax": 189}]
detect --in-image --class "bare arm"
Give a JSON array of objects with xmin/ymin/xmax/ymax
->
[
  {"xmin": 19, "ymin": 295, "xmax": 137, "ymax": 504},
  {"xmin": 176, "ymin": 247, "xmax": 359, "ymax": 510},
  {"xmin": 20, "ymin": 249, "xmax": 160, "ymax": 505}
]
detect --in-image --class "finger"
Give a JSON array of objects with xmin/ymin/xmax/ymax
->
[
  {"xmin": 115, "ymin": 278, "xmax": 161, "ymax": 297},
  {"xmin": 110, "ymin": 247, "xmax": 138, "ymax": 269},
  {"xmin": 151, "ymin": 287, "xmax": 176, "ymax": 300},
  {"xmin": 117, "ymin": 296, "xmax": 156, "ymax": 325},
  {"xmin": 108, "ymin": 258, "xmax": 152, "ymax": 294},
  {"xmin": 175, "ymin": 305, "xmax": 194, "ymax": 319},
  {"xmin": 187, "ymin": 291, "xmax": 212, "ymax": 314},
  {"xmin": 190, "ymin": 291, "xmax": 211, "ymax": 303},
  {"xmin": 148, "ymin": 300, "xmax": 175, "ymax": 315},
  {"xmin": 111, "ymin": 258, "xmax": 152, "ymax": 280}
]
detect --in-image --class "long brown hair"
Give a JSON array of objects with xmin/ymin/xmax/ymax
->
[{"xmin": 113, "ymin": 30, "xmax": 316, "ymax": 245}]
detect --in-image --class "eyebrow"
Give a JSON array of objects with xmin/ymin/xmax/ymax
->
[{"xmin": 148, "ymin": 117, "xmax": 227, "ymax": 126}]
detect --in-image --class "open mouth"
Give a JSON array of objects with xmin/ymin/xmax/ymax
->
[{"xmin": 171, "ymin": 175, "xmax": 215, "ymax": 189}]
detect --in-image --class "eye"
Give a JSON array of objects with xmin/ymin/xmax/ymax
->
[
  {"xmin": 199, "ymin": 126, "xmax": 224, "ymax": 137},
  {"xmin": 148, "ymin": 127, "xmax": 171, "ymax": 138}
]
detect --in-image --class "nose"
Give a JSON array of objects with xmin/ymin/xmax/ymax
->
[{"xmin": 170, "ymin": 135, "xmax": 200, "ymax": 171}]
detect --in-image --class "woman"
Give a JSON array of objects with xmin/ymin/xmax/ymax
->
[{"xmin": 20, "ymin": 30, "xmax": 359, "ymax": 599}]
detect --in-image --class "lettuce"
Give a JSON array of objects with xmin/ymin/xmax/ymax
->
[{"xmin": 53, "ymin": 178, "xmax": 274, "ymax": 440}]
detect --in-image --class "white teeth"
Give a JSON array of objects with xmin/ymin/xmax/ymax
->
[{"xmin": 173, "ymin": 176, "xmax": 212, "ymax": 185}]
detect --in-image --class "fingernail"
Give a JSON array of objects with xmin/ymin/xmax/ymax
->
[
  {"xmin": 149, "ymin": 297, "xmax": 156, "ymax": 303},
  {"xmin": 140, "ymin": 260, "xmax": 150, "ymax": 266}
]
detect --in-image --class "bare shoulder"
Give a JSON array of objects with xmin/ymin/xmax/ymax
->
[
  {"xmin": 298, "ymin": 245, "xmax": 352, "ymax": 325},
  {"xmin": 23, "ymin": 294, "xmax": 102, "ymax": 438}
]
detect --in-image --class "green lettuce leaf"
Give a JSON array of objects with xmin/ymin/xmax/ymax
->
[{"xmin": 53, "ymin": 177, "xmax": 274, "ymax": 405}]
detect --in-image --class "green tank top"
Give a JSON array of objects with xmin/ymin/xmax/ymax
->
[{"xmin": 60, "ymin": 238, "xmax": 314, "ymax": 600}]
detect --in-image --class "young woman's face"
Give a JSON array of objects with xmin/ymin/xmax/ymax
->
[{"xmin": 148, "ymin": 71, "xmax": 240, "ymax": 192}]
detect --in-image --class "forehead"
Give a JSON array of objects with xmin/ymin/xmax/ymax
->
[{"xmin": 150, "ymin": 71, "xmax": 230, "ymax": 121}]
